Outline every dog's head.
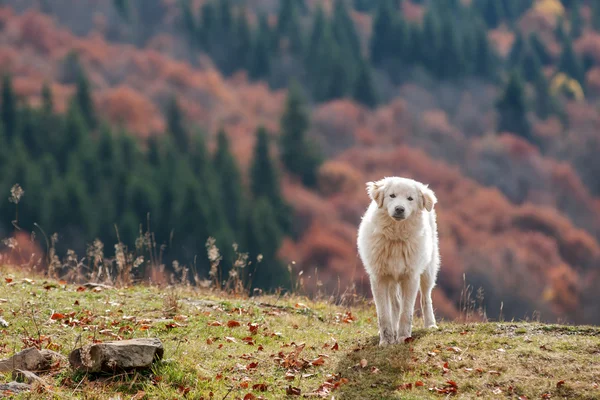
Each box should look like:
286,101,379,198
366,177,437,221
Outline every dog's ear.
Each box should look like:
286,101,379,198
367,181,385,208
419,184,437,212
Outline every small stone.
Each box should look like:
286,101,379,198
12,369,42,384
0,381,31,394
0,317,8,327
0,348,53,373
69,338,164,373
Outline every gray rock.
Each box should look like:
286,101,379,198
0,381,31,394
69,338,164,373
0,348,53,373
12,369,42,384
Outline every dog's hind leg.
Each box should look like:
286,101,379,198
420,270,438,329
371,276,395,346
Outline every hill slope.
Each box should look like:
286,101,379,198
0,271,598,399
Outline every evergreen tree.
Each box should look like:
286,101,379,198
276,0,304,54
420,8,442,72
496,71,532,141
214,129,244,234
332,0,361,62
249,15,272,79
370,0,396,66
42,82,53,113
533,71,554,120
558,36,584,84
508,31,525,67
529,33,551,66
438,18,466,79
245,197,287,290
180,0,197,45
593,1,600,32
74,68,97,130
114,0,130,20
280,82,321,187
166,97,189,152
569,0,582,39
479,0,504,29
306,5,327,71
233,10,252,71
353,59,379,108
250,126,291,234
520,49,543,83
1,75,17,141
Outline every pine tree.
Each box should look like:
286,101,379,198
250,126,291,234
569,0,582,39
114,0,130,20
1,75,17,141
332,0,361,62
533,72,554,120
245,197,287,290
74,69,97,130
370,0,396,66
214,129,244,234
558,36,584,84
180,0,197,45
42,82,53,113
353,59,379,108
249,15,272,79
306,5,327,72
520,49,543,83
593,1,600,31
438,18,466,79
280,82,321,187
479,0,504,29
473,22,498,79
496,71,532,141
233,10,252,71
277,0,304,54
420,9,442,71
529,33,551,66
508,31,525,67
166,97,189,152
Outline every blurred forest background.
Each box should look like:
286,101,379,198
0,0,600,324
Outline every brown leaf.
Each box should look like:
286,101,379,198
557,380,565,388
74,300,79,306
285,371,295,381
286,385,301,396
404,336,414,343
228,320,241,328
415,380,424,387
4,278,12,283
370,367,380,374
518,396,528,400
398,383,412,390
76,286,86,292
360,359,368,368
447,346,462,353
50,313,65,320
446,380,458,388
243,394,256,400
208,321,223,327
488,370,501,376
252,383,268,392
310,356,326,366
332,342,339,351
248,323,259,334
206,338,213,345
247,362,258,369
225,337,237,343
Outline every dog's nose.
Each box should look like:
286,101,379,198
395,206,405,214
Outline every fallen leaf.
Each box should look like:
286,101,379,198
208,321,223,327
404,336,414,343
310,356,326,366
360,359,368,368
398,383,412,390
370,367,380,374
332,342,339,351
252,383,268,392
248,323,259,334
4,278,12,283
206,338,213,345
488,370,501,376
557,380,565,388
286,386,301,395
225,337,237,343
541,394,551,399
247,362,258,369
228,320,241,328
77,286,86,292
446,380,458,388
243,394,256,400
50,313,65,320
285,371,295,380
447,346,462,353
497,348,506,353
415,380,424,387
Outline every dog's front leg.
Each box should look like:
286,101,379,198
398,275,419,342
370,276,395,346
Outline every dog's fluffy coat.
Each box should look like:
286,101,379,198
357,177,440,345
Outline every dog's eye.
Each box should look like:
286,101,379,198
407,196,413,201
390,194,396,198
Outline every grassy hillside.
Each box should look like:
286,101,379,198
0,269,598,399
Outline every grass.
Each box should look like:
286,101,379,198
0,269,599,399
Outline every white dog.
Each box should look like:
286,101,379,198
357,176,440,346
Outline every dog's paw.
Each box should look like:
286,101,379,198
426,324,439,330
378,339,393,347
